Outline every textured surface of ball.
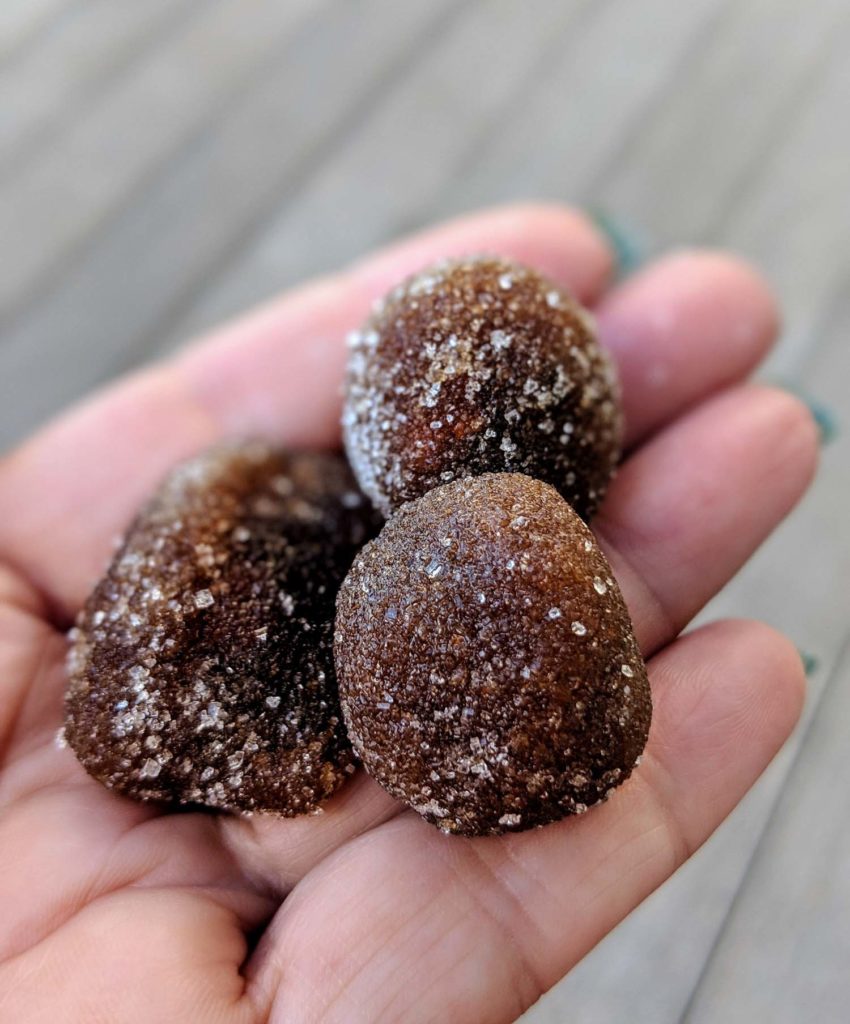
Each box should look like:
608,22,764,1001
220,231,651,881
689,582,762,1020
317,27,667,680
65,443,380,815
343,256,622,520
335,473,650,836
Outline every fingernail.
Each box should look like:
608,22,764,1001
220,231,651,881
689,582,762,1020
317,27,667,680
585,208,648,279
777,382,838,446
805,397,838,446
798,650,819,676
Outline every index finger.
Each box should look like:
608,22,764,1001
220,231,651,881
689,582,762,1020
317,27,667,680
0,203,612,619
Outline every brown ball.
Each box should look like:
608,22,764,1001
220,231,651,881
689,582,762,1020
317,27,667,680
342,256,622,520
65,443,380,815
334,473,650,836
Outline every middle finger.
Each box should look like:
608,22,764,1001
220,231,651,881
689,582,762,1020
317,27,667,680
597,383,818,656
598,249,780,449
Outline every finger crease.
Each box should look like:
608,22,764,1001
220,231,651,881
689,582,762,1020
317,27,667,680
594,520,680,654
634,754,694,866
441,840,550,1010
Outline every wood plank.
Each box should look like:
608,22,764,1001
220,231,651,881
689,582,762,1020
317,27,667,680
158,0,594,346
597,0,848,244
684,635,850,1023
0,0,460,450
0,0,322,319
93,0,468,360
0,0,209,174
0,0,76,62
438,0,732,217
168,0,727,347
680,285,850,1023
722,45,850,379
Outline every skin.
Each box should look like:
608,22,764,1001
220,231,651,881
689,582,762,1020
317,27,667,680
0,203,818,1023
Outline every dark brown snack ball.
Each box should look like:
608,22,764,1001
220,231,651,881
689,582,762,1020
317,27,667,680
65,443,381,815
335,473,650,837
342,256,622,520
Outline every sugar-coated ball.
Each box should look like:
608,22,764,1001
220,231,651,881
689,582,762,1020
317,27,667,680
343,257,622,520
65,443,380,815
335,473,650,836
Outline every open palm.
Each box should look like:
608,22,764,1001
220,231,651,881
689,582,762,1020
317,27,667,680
0,205,817,1023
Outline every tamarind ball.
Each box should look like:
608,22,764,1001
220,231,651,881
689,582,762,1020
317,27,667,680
334,473,650,836
65,442,380,815
343,256,622,520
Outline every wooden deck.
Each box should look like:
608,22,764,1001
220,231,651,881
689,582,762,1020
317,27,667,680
1,2,848,1020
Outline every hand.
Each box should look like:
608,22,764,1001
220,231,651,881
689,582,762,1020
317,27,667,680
0,205,817,1023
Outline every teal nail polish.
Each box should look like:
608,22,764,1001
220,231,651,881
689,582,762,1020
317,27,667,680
776,381,837,446
799,650,819,676
586,209,647,279
806,397,838,446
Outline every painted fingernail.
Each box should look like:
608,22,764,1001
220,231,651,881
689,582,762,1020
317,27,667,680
586,209,647,279
798,650,819,676
777,382,837,445
805,397,838,446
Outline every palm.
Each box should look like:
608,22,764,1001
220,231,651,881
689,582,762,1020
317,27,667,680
0,206,816,1024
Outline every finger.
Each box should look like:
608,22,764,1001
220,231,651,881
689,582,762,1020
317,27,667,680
0,203,612,619
0,888,268,1024
0,565,61,765
244,620,805,1023
218,773,401,895
598,250,779,447
596,384,818,656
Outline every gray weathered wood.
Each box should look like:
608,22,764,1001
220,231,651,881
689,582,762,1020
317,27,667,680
0,0,459,446
684,633,850,1024
154,0,593,347
440,0,733,217
168,0,726,345
0,0,322,318
598,0,849,246
0,0,77,62
0,0,208,174
724,44,850,378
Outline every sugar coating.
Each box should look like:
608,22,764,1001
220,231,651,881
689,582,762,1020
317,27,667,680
335,473,650,836
65,443,381,815
342,256,623,520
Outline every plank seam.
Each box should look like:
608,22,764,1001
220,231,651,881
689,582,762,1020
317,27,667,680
678,624,850,1023
583,0,738,205
0,0,85,71
0,0,328,333
707,7,850,246
117,0,476,367
0,0,214,184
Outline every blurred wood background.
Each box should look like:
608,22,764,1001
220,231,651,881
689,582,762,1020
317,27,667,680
1,1,848,1020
